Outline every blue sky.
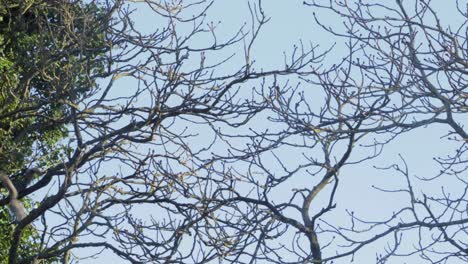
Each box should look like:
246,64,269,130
70,1,466,263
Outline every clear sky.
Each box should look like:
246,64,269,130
72,1,465,263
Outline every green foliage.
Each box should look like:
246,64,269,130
0,205,53,263
0,0,108,171
0,0,109,261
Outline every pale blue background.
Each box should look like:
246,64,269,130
68,1,465,263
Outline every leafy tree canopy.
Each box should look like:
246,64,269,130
0,0,109,261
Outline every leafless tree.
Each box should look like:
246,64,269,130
216,0,467,263
0,0,466,263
